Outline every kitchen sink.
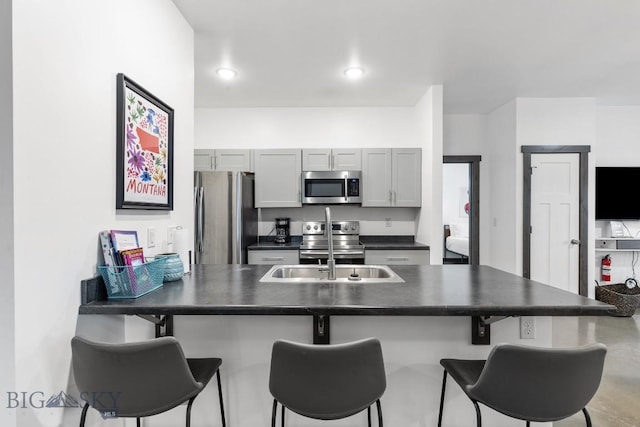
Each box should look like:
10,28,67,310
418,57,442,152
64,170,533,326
259,264,404,283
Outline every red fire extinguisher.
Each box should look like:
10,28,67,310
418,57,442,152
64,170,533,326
601,254,612,283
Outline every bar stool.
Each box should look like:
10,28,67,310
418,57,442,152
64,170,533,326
437,342,607,427
71,335,226,427
269,337,386,426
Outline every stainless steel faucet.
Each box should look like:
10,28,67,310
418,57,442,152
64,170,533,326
325,206,336,280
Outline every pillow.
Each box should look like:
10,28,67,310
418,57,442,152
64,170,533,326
450,223,469,238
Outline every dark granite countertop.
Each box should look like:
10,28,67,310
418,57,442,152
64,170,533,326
248,242,301,250
360,235,430,250
248,236,429,251
79,264,614,317
248,236,302,250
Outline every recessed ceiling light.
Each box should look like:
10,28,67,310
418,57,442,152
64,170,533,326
216,68,237,79
344,67,365,79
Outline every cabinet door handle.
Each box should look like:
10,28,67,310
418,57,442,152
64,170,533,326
387,257,409,261
263,257,284,262
393,190,397,205
389,190,393,203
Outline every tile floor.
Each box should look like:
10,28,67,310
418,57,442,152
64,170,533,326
553,311,640,427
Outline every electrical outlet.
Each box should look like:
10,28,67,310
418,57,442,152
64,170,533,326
520,317,536,339
147,227,156,248
385,218,392,227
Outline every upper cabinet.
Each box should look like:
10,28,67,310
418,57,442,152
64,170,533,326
302,148,362,171
362,148,422,207
194,149,252,171
254,149,302,208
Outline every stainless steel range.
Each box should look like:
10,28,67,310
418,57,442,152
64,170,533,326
299,220,365,264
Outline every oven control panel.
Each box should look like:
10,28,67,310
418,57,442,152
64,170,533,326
302,221,360,235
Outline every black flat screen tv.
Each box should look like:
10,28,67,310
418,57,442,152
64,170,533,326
596,167,640,220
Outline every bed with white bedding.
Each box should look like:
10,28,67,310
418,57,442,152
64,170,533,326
444,223,469,263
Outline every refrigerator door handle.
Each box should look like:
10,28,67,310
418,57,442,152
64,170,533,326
195,186,205,257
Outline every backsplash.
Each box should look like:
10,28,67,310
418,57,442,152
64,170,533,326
258,206,419,237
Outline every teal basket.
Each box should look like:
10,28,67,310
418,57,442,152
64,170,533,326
98,258,166,299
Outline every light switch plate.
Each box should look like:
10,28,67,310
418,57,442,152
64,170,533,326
147,227,156,248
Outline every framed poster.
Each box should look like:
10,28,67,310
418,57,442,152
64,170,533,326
116,73,174,210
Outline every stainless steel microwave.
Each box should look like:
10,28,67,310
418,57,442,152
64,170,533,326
301,170,362,204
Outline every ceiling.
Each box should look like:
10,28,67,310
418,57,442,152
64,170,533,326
172,0,640,114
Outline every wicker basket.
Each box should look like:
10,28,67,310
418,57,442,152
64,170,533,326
595,283,640,317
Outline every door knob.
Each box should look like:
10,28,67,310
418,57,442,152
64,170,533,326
570,239,581,245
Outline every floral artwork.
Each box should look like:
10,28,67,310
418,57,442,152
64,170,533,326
116,74,173,210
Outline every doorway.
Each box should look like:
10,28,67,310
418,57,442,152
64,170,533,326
442,156,481,265
522,146,589,296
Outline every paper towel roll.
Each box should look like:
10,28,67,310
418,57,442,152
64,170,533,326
172,226,191,273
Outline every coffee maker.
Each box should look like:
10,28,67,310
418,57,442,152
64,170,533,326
274,217,290,243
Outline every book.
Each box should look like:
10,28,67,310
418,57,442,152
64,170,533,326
120,247,145,294
99,231,117,266
109,230,140,253
121,247,145,266
99,230,125,294
109,229,139,266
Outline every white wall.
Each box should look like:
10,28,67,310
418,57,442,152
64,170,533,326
443,114,487,156
486,101,518,273
415,86,444,264
195,107,421,149
0,0,15,426
11,1,193,425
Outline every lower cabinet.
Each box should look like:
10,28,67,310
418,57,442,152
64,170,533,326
365,250,430,265
248,250,299,265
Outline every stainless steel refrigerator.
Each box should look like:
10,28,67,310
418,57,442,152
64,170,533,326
194,171,257,264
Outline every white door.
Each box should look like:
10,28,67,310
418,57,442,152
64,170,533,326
530,153,580,293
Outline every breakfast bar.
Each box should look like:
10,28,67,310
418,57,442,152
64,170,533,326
80,264,614,341
78,264,615,427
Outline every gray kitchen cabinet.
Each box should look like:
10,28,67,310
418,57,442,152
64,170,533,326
248,250,299,265
194,149,215,171
302,148,362,171
362,148,421,207
194,149,252,171
365,249,430,265
254,149,302,207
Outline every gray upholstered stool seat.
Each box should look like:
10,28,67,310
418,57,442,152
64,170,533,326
71,335,226,427
269,337,386,426
437,343,606,427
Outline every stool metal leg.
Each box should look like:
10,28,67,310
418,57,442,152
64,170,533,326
271,400,277,427
137,417,141,427
79,402,89,427
281,405,285,427
367,405,372,427
472,400,482,427
437,370,448,427
583,407,592,427
376,399,383,427
186,397,195,427
216,369,227,427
